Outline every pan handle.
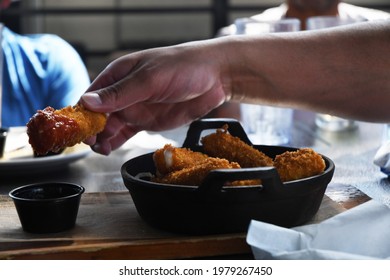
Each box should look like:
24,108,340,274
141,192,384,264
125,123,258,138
182,118,253,149
197,166,284,194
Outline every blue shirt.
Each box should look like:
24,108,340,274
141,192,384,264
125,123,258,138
1,26,90,127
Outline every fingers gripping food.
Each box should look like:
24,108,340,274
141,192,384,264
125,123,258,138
201,125,274,168
27,105,107,155
274,148,326,182
153,144,209,176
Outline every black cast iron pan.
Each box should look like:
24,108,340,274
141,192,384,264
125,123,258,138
121,118,335,235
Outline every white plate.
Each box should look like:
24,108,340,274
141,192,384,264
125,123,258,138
0,127,90,175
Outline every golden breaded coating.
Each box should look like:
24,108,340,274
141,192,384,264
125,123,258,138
153,157,241,186
151,125,326,187
153,144,209,176
201,125,274,168
274,148,326,182
227,179,262,187
57,105,106,139
27,105,107,155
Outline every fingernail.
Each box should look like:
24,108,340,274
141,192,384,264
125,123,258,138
82,93,102,107
92,143,111,156
83,135,97,146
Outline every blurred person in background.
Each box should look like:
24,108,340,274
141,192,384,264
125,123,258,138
212,0,390,119
218,0,390,36
0,0,90,127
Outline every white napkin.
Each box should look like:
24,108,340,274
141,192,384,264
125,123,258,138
373,140,390,175
247,200,390,259
4,127,28,153
121,126,189,159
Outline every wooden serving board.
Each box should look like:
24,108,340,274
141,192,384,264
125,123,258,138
0,191,346,260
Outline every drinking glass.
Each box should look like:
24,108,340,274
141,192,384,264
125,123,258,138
235,18,300,145
0,23,5,157
0,23,3,129
306,16,365,132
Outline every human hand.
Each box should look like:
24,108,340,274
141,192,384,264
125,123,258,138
80,41,229,155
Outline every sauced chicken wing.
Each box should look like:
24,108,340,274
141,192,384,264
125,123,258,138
27,105,107,155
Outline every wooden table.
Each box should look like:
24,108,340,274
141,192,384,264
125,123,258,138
0,191,351,260
0,111,387,259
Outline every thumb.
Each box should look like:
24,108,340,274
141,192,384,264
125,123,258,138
80,92,105,111
80,90,115,113
80,53,143,112
80,75,139,113
80,76,150,113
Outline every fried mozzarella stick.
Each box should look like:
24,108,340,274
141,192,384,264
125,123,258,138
27,105,107,155
153,144,209,176
153,157,241,186
274,148,326,182
201,125,274,168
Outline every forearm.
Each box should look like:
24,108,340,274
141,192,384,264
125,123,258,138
220,21,390,122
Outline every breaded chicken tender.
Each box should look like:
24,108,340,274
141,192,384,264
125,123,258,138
151,124,326,187
201,125,274,168
274,148,326,182
153,144,209,176
27,105,107,155
153,157,241,186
